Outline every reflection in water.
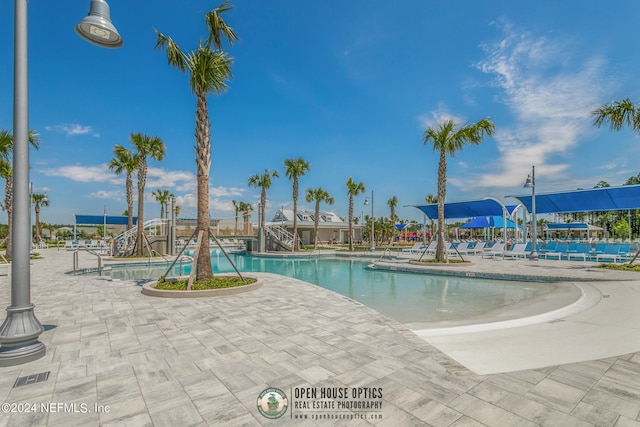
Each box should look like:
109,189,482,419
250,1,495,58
105,255,556,324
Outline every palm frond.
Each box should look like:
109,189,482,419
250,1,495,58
205,0,239,50
154,29,188,72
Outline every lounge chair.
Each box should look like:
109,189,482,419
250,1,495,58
538,241,558,255
466,241,486,255
401,242,423,254
482,242,505,259
596,244,631,263
447,241,471,257
502,243,527,259
541,243,569,260
567,243,592,261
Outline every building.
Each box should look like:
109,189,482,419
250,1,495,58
268,209,362,246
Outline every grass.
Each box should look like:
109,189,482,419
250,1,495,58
600,263,640,272
155,276,257,291
419,258,466,264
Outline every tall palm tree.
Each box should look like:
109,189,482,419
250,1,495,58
387,196,398,243
305,187,334,248
423,118,495,261
131,133,166,256
155,1,236,280
346,177,366,251
32,193,49,244
152,189,174,220
239,201,253,235
284,157,310,251
248,169,279,232
0,129,40,259
231,199,240,235
592,98,640,135
108,145,137,230
387,196,398,222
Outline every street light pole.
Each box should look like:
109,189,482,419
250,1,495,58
524,165,538,261
0,0,122,367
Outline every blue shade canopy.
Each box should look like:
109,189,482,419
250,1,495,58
460,216,520,229
508,184,640,214
75,214,137,225
545,222,602,231
412,199,518,219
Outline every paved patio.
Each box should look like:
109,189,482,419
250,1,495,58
0,249,639,426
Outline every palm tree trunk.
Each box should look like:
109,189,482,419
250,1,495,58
35,205,41,244
314,200,320,249
5,178,12,259
436,150,447,262
292,178,298,251
195,90,213,281
348,196,354,251
136,157,147,256
126,173,133,230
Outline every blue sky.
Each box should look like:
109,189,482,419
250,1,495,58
1,1,640,225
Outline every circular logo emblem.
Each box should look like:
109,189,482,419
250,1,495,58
257,388,288,419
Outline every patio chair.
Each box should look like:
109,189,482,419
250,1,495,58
481,242,505,259
541,243,570,260
502,243,527,259
566,243,592,261
447,241,471,257
596,244,631,263
466,241,486,255
401,242,423,254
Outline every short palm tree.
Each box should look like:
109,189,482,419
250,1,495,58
0,129,40,259
152,189,174,220
108,145,137,230
284,157,310,251
155,1,236,280
387,196,398,243
248,169,279,232
239,201,253,235
32,193,49,244
305,187,334,248
346,177,366,251
423,118,495,261
231,199,240,235
425,193,438,240
131,133,165,256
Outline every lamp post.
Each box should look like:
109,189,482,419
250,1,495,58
364,191,374,252
0,0,122,367
523,165,538,261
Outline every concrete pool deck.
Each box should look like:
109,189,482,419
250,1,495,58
0,248,639,426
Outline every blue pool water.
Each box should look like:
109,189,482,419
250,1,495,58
102,254,557,324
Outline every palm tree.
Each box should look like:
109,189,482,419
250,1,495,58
592,98,640,135
152,189,174,220
32,193,49,244
239,201,253,235
423,118,495,261
283,157,311,251
387,196,398,244
0,129,40,259
305,188,334,248
130,133,166,256
248,169,279,231
346,177,366,251
155,1,236,281
231,199,240,235
425,193,438,241
108,145,137,230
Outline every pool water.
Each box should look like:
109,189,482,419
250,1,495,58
104,254,557,324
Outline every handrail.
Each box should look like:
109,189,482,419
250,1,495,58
73,248,103,275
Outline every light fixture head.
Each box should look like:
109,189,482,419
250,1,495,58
363,197,369,206
75,0,123,48
523,175,533,189
42,193,49,204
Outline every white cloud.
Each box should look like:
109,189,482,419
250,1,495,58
90,190,123,200
453,21,607,191
44,123,100,137
40,164,118,183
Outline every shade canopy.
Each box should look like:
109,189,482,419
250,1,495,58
509,184,640,214
75,214,137,225
460,216,520,229
412,199,518,220
544,222,603,231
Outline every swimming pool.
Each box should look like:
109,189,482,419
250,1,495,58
101,254,560,325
